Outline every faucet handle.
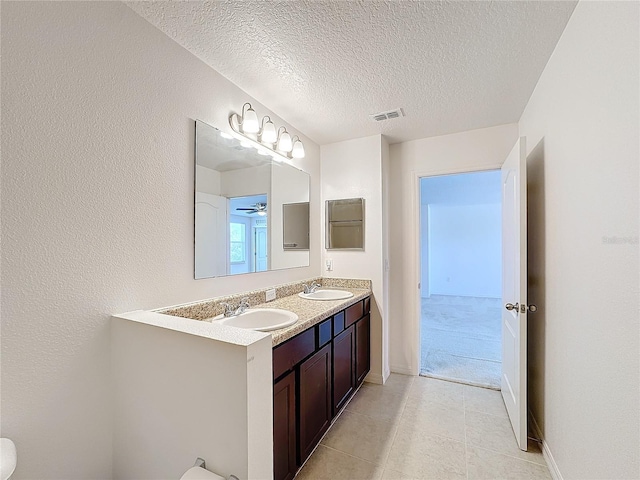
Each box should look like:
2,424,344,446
239,297,250,307
302,283,310,294
220,302,233,316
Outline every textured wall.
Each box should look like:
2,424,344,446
320,135,389,383
519,2,639,478
1,2,319,478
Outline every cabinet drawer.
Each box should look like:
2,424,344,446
345,300,364,328
318,319,332,348
332,311,345,337
273,328,315,379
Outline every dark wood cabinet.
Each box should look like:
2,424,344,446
332,324,355,414
273,371,296,480
298,343,332,464
356,314,371,385
272,296,371,480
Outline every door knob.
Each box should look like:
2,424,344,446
505,302,537,313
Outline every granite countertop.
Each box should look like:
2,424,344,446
255,288,371,346
201,287,371,347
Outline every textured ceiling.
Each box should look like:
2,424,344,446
127,1,576,145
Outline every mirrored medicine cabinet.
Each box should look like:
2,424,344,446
194,120,310,279
326,198,365,250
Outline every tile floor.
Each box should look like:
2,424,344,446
296,374,550,480
421,296,502,388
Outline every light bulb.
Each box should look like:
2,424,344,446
261,118,277,144
257,211,267,217
277,131,292,152
292,139,305,159
242,105,259,133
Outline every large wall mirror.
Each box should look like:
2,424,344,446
195,120,310,279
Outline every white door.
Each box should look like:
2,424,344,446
195,192,228,278
501,137,528,451
254,226,268,272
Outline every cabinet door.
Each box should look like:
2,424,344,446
356,314,371,385
299,343,332,464
333,324,355,415
274,371,296,480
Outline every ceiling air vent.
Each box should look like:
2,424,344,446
369,108,404,122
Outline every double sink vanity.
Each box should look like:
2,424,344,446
112,277,371,480
111,121,371,479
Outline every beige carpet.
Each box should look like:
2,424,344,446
420,295,502,389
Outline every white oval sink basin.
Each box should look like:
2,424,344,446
298,289,354,301
212,308,298,332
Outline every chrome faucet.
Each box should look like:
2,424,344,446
221,297,250,317
302,281,321,294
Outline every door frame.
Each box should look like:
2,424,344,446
409,164,503,375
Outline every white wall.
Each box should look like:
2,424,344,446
1,3,320,479
270,165,310,270
220,165,271,199
388,124,519,375
321,135,389,383
419,170,502,298
195,165,222,196
428,204,501,298
519,2,639,478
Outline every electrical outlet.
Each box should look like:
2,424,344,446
266,288,276,302
325,259,333,271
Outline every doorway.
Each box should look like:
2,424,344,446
228,194,268,274
419,170,502,388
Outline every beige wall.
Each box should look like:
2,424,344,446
519,1,639,478
388,124,519,374
321,135,389,383
1,2,320,478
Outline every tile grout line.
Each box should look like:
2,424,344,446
470,444,551,468
316,444,383,468
463,387,549,469
378,375,415,476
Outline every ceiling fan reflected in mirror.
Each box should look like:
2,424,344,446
236,202,267,216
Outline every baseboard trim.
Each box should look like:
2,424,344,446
530,412,563,480
390,364,414,376
364,372,384,385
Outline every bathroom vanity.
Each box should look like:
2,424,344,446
272,296,370,480
111,278,371,480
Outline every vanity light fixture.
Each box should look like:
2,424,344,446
237,102,259,133
291,136,305,159
276,127,293,153
260,116,277,144
229,103,305,161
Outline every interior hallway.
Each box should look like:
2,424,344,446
297,374,549,479
421,296,502,389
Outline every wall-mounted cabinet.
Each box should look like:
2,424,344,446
272,297,371,480
326,198,365,250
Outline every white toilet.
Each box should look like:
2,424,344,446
0,438,17,480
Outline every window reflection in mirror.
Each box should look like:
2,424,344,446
194,120,310,279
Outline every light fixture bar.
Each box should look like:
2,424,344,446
228,115,287,162
229,103,305,161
